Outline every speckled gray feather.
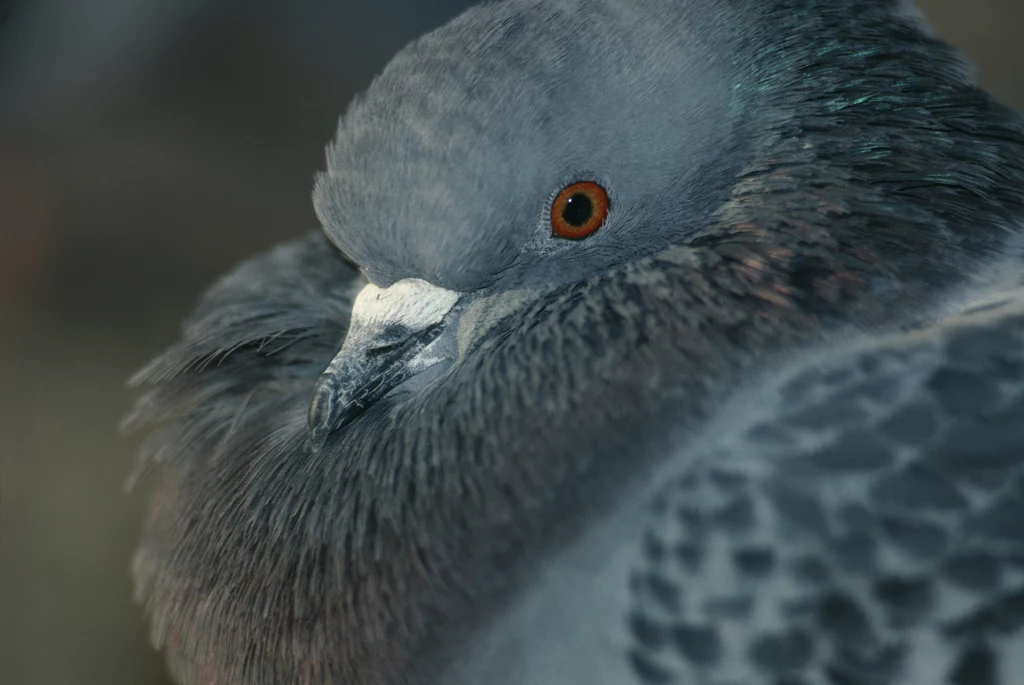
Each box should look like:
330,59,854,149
618,293,1024,685
126,1,1024,684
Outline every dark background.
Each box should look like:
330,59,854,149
2,2,1022,684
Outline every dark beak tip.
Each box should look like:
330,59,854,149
309,317,448,449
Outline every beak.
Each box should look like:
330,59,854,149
308,278,460,448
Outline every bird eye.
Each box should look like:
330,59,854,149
550,181,609,239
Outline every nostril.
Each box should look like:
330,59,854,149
365,340,406,357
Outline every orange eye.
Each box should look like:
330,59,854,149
550,181,609,239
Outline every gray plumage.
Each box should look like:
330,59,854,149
313,0,743,292
125,1,1024,684
616,294,1024,685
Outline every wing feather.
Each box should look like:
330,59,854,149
627,290,1024,685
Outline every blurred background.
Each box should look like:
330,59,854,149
1,1,1022,684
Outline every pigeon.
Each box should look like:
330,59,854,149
125,1,1024,684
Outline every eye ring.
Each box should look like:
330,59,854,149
550,181,610,239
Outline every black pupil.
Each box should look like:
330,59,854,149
561,193,593,227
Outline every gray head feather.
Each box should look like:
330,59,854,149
313,0,751,291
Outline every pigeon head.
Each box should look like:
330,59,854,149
309,0,761,438
314,0,750,294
